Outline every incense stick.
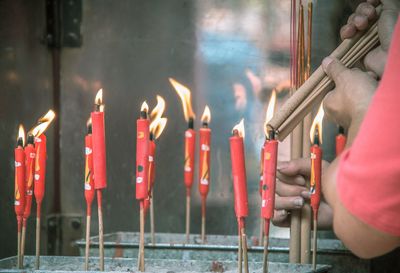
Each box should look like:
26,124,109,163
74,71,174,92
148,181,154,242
35,216,41,269
269,21,379,140
97,190,104,271
150,190,155,245
238,222,242,273
185,190,191,243
138,201,145,272
84,215,91,271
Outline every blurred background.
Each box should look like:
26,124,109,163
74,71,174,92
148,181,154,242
0,0,356,258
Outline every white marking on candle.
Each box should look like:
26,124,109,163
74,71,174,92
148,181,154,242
15,161,21,167
262,200,266,207
30,153,35,158
15,200,20,205
200,179,209,185
149,156,154,162
35,174,40,181
185,131,192,137
137,177,143,183
35,137,42,143
311,153,316,159
85,184,92,190
185,166,191,172
201,144,210,151
85,147,92,155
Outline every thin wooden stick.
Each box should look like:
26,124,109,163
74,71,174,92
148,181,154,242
17,218,22,269
21,222,26,267
35,216,41,270
84,215,91,271
201,198,206,244
97,190,104,271
138,201,145,272
185,190,191,243
150,190,155,245
238,223,242,273
312,217,318,270
262,234,269,273
241,227,249,273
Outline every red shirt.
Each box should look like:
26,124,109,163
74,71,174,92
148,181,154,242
338,19,400,237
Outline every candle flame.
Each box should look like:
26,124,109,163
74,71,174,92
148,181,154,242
18,124,25,146
232,118,245,139
150,95,166,122
95,89,103,105
264,90,277,136
150,117,167,140
87,117,92,128
169,78,195,122
310,104,324,144
141,101,149,113
201,105,211,124
30,109,56,137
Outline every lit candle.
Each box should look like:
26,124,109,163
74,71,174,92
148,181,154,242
199,105,211,244
259,90,278,272
23,133,35,224
147,112,167,244
169,78,196,243
335,126,346,157
30,109,55,270
14,125,25,269
90,89,107,271
229,119,249,273
310,104,324,270
136,101,150,272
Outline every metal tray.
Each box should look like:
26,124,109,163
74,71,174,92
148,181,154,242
0,255,330,273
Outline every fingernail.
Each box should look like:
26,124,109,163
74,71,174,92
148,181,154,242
301,191,311,199
322,57,333,72
277,161,289,171
293,198,304,207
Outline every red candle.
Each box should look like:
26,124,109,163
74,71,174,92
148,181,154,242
143,140,156,215
309,105,324,217
23,135,36,221
335,126,346,157
33,134,47,216
198,107,211,199
184,127,196,193
136,102,150,200
259,143,266,197
15,126,26,223
91,90,107,190
261,136,278,232
229,119,248,219
84,130,95,216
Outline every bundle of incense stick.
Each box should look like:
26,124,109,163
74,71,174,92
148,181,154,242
268,19,380,140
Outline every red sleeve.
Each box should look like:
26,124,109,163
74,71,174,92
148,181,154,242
337,19,400,237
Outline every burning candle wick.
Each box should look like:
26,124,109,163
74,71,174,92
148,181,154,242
188,117,194,129
313,127,320,146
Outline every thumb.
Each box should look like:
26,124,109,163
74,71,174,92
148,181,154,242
322,57,348,83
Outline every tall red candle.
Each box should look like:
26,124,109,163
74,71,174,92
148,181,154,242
310,142,322,216
91,89,107,190
143,140,155,215
229,119,248,219
259,142,265,197
84,133,95,215
184,127,196,192
261,137,278,234
335,126,346,157
136,102,150,201
23,135,36,221
15,130,26,222
33,134,47,216
198,128,211,199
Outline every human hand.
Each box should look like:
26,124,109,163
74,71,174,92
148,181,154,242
340,0,400,77
322,57,378,129
272,158,332,229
